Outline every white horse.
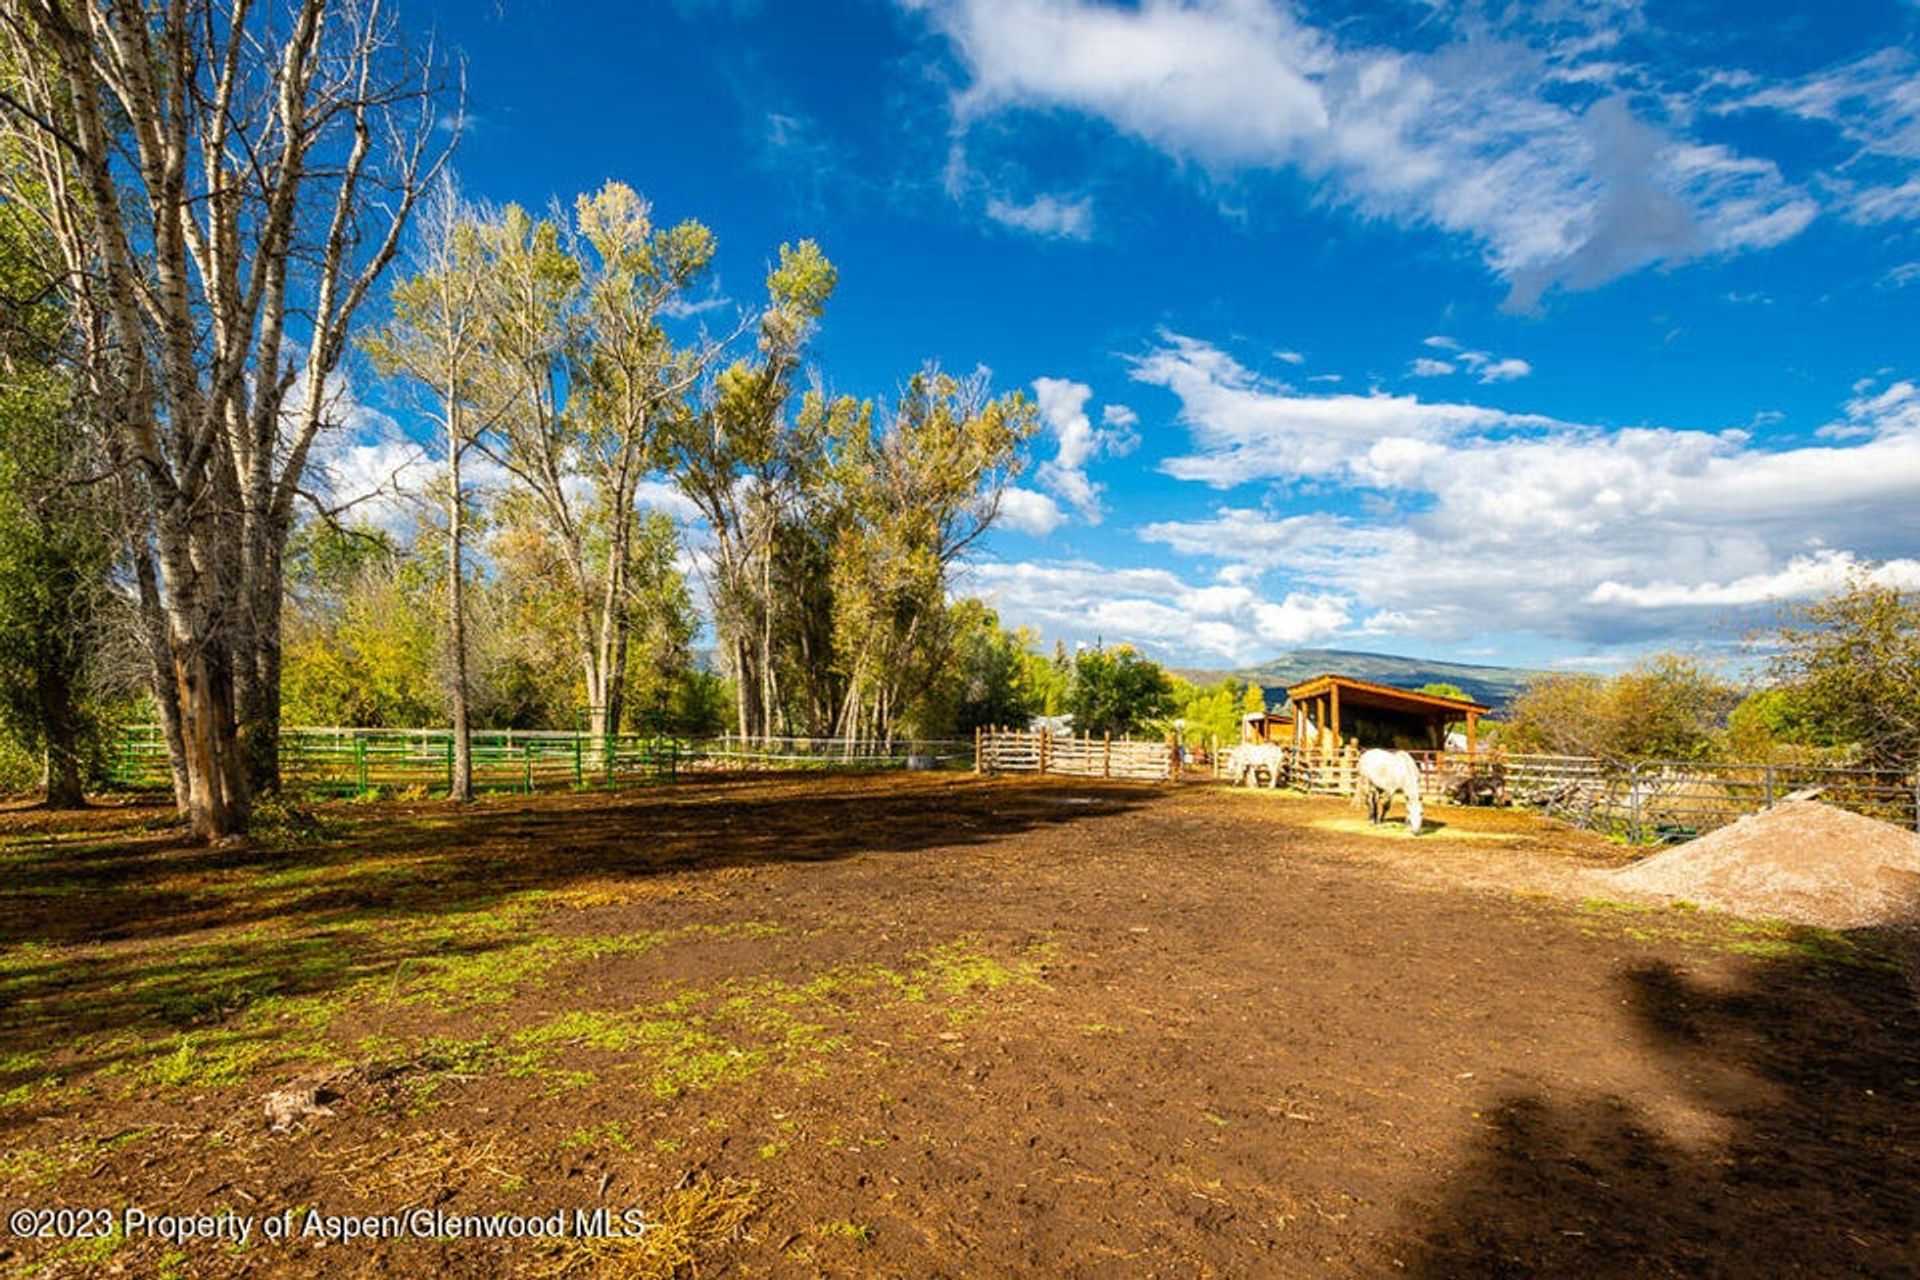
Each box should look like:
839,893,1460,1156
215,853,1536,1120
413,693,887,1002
1357,748,1424,834
1229,743,1286,789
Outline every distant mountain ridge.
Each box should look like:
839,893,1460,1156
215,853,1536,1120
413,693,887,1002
1171,648,1544,716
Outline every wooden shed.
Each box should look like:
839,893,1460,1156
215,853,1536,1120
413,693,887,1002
1285,674,1488,753
1240,711,1295,744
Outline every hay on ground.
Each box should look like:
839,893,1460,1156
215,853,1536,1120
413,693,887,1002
1612,799,1920,928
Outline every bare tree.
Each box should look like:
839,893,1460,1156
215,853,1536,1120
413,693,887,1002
0,0,451,837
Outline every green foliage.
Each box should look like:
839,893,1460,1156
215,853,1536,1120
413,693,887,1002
1770,577,1920,769
1170,676,1249,747
1723,686,1825,761
0,201,117,800
281,522,444,728
1506,654,1737,760
1066,645,1176,738
1418,682,1470,702
922,600,1039,736
656,669,733,738
828,368,1040,741
1606,656,1738,759
1020,644,1073,718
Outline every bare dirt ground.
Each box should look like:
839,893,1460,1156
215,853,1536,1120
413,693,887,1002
2,773,1916,1278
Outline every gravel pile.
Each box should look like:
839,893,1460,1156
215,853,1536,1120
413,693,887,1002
1611,798,1920,928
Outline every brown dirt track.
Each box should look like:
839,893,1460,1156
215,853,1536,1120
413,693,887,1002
2,772,1917,1278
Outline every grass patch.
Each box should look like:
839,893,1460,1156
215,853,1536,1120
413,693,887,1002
562,1120,636,1153
141,1033,270,1088
0,1128,155,1191
816,1219,874,1245
1573,900,1906,973
921,936,1047,997
507,937,1047,1100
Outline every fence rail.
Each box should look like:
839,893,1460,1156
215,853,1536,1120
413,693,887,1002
105,727,974,797
975,728,1174,782
1499,754,1920,842
1213,741,1920,842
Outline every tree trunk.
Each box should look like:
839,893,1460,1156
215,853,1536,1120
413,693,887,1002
130,541,191,814
36,667,86,809
446,414,473,803
731,630,754,742
170,635,243,839
153,491,248,840
759,544,778,744
599,535,630,773
236,528,285,797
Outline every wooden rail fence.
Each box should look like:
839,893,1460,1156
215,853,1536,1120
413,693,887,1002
974,728,1174,782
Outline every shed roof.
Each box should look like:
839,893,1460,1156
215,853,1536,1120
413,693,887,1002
1283,673,1490,716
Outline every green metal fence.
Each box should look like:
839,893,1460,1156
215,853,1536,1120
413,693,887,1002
102,727,980,797
107,726,680,796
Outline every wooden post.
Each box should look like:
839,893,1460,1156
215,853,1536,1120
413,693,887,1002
1039,729,1050,777
1103,732,1112,778
1328,683,1341,752
974,725,983,774
1466,710,1479,754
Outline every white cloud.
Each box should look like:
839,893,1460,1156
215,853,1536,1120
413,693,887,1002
1031,375,1140,521
661,286,732,320
1409,342,1531,382
1709,47,1920,227
1476,356,1532,383
984,192,1094,239
633,480,705,524
1132,337,1920,646
913,0,1816,303
959,559,1350,662
1276,349,1305,364
1134,333,1551,487
1588,551,1920,609
1881,261,1920,289
1850,177,1920,225
997,486,1068,536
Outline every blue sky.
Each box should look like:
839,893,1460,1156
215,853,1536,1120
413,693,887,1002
380,0,1920,671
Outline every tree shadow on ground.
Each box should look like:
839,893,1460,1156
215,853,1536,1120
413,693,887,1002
1399,933,1920,1277
0,773,1147,1121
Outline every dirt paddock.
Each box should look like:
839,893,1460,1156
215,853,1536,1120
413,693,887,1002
2,773,1916,1277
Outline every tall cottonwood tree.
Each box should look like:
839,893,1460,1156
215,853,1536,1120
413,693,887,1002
0,0,448,836
361,188,495,800
669,241,840,743
472,185,719,760
827,369,1037,744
